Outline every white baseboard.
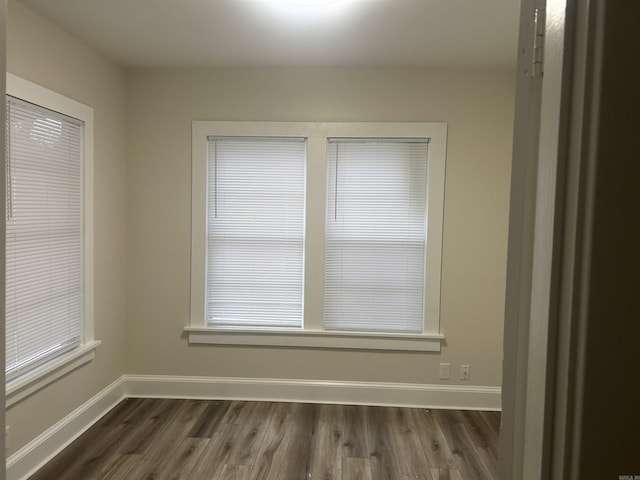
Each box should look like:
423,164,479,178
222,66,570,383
8,374,500,480
6,377,126,480
123,375,501,411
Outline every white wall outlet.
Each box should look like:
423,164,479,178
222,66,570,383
439,363,451,380
460,364,470,380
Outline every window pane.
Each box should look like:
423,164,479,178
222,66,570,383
324,139,428,333
5,98,82,379
206,137,305,329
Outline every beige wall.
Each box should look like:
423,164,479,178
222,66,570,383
126,68,514,386
6,0,128,455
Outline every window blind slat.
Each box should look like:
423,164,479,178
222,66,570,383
5,98,83,380
324,140,428,334
206,137,305,329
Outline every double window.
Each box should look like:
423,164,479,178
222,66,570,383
5,74,97,405
189,122,446,351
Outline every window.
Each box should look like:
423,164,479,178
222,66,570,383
324,139,428,334
189,122,446,351
5,74,98,406
206,137,306,329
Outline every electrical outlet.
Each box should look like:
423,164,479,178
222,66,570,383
460,365,470,380
439,363,451,380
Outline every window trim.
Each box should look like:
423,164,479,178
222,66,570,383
5,73,98,404
189,121,447,351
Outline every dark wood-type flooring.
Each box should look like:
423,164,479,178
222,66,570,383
29,398,500,480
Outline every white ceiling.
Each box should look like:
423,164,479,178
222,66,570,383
18,0,520,69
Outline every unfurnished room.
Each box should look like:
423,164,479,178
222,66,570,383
2,0,639,479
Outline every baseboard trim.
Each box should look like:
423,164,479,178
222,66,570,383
123,375,501,411
8,374,500,480
6,376,126,480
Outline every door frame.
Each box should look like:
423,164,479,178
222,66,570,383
500,0,605,478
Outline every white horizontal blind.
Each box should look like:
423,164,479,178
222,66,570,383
324,139,428,333
5,97,83,380
206,137,305,329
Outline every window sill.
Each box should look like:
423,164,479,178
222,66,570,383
6,340,102,408
184,327,443,352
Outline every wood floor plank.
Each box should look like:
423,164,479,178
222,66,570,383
458,421,498,477
430,468,463,480
98,453,142,480
219,464,253,479
155,437,210,480
135,399,209,477
248,402,298,480
460,411,499,448
219,400,248,425
277,402,319,479
226,401,273,466
117,398,183,455
188,400,231,438
386,407,434,480
342,457,373,480
435,411,494,480
342,405,369,458
430,468,449,480
411,408,456,470
93,398,146,429
480,411,501,434
366,406,404,480
27,399,501,480
460,410,500,467
187,423,241,479
308,404,343,480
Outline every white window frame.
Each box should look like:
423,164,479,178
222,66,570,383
5,74,99,407
188,121,446,352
